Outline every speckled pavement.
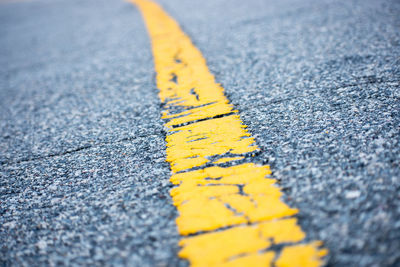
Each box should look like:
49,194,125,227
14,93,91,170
1,0,399,266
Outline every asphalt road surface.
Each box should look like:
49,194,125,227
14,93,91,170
1,0,399,266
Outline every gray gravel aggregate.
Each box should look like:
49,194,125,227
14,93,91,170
1,0,183,266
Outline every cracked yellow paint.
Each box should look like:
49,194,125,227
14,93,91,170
163,102,235,128
213,156,244,164
166,115,257,173
179,219,307,267
276,242,328,267
218,252,275,267
131,0,328,266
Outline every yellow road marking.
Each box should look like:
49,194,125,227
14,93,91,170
131,0,328,265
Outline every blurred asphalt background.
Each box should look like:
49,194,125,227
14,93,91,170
0,0,399,266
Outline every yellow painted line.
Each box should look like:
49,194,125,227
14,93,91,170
130,0,328,266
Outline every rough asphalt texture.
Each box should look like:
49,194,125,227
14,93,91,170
1,0,399,266
1,0,182,266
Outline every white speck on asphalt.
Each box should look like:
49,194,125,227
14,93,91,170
345,190,361,199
